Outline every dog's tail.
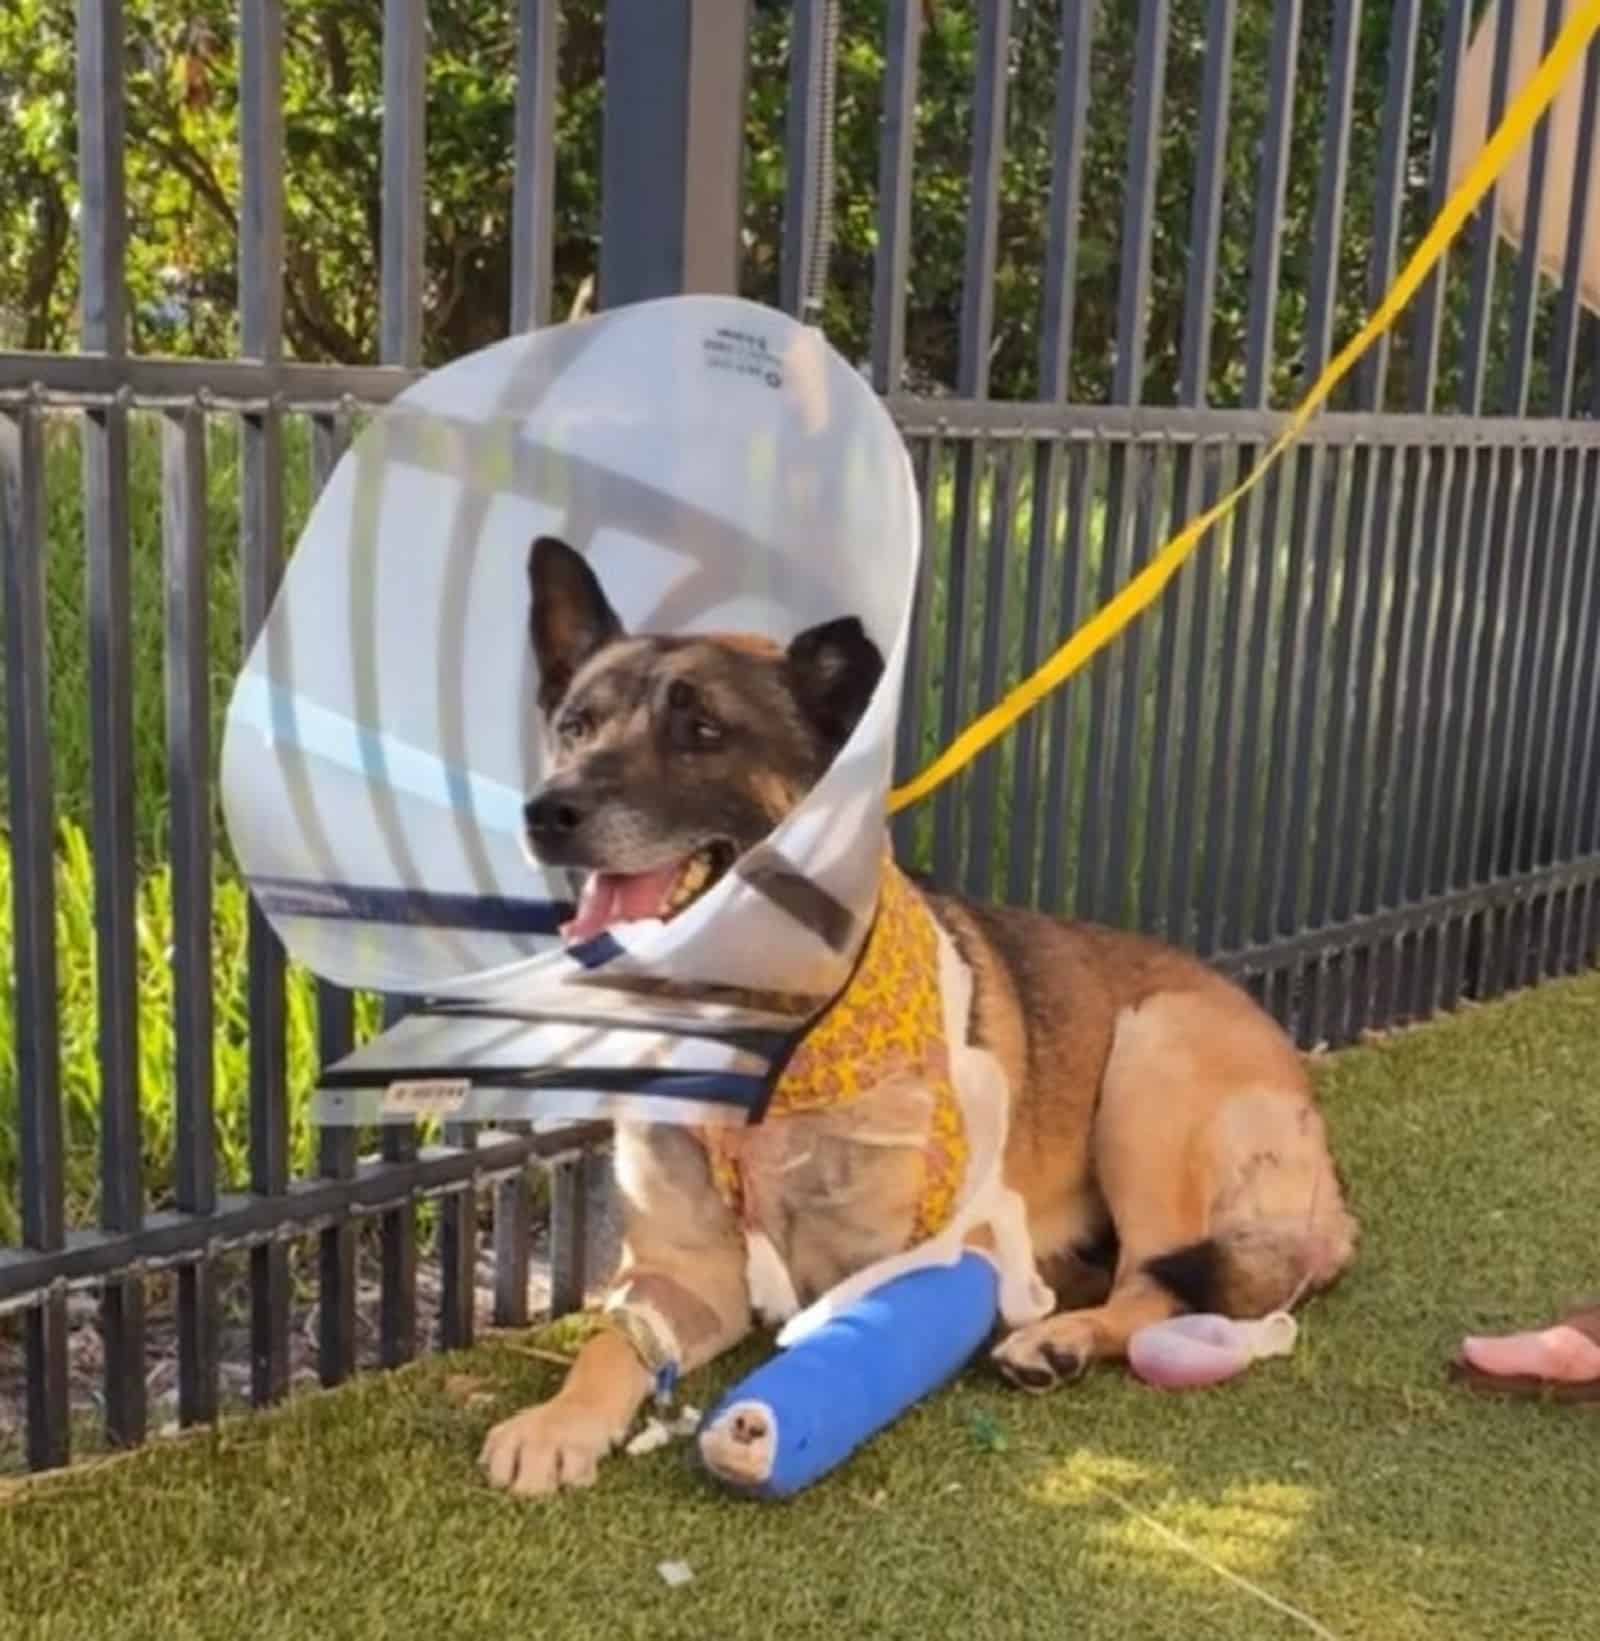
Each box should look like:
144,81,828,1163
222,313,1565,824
1141,1212,1359,1319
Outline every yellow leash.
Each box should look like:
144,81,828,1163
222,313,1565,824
887,0,1600,817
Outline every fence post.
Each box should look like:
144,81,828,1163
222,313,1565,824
599,0,751,307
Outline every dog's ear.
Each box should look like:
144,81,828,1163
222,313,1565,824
784,616,884,751
528,535,625,714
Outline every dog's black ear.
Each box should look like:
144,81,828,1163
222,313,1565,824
784,616,884,750
528,536,624,714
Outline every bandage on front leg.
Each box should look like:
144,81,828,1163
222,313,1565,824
697,1249,1000,1499
603,1293,686,1403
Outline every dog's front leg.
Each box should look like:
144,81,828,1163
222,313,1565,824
481,1122,750,1496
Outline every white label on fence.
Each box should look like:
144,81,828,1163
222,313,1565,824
381,1078,471,1118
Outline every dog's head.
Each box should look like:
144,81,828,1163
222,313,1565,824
523,535,884,941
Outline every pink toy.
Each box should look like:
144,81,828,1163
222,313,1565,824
1127,1310,1299,1390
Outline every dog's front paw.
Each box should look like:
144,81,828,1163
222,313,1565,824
479,1400,617,1496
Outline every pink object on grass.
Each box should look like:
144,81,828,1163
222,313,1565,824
1127,1310,1299,1389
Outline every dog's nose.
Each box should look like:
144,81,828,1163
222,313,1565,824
524,789,585,844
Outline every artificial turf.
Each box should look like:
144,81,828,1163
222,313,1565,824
3,971,1599,1641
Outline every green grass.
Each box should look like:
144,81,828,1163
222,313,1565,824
4,970,1599,1641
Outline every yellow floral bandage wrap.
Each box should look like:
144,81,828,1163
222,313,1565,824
703,858,968,1248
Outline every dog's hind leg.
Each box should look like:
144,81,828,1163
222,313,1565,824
992,986,1353,1392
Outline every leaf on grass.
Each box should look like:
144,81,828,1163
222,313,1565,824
968,1411,1008,1453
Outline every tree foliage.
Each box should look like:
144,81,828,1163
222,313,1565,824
0,0,1586,414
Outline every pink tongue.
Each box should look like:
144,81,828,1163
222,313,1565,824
561,866,681,943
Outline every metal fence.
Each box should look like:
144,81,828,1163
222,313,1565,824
4,0,1600,1474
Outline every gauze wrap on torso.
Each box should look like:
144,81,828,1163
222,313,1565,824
701,859,1055,1339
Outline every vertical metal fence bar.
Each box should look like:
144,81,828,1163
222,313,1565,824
1408,0,1470,413
892,436,938,863
869,0,922,395
1166,452,1224,944
1195,452,1260,958
1444,443,1509,997
934,435,979,886
1212,0,1300,954
548,1152,590,1318
1516,446,1582,986
1436,0,1519,1010
308,414,361,1383
382,0,427,367
511,0,558,334
1035,0,1093,414
1107,446,1162,928
965,444,1016,900
1081,0,1169,926
781,0,829,317
1341,444,1409,1037
1306,437,1378,1036
1475,0,1569,993
1311,0,1419,1031
1005,439,1055,908
493,1160,534,1331
1545,76,1600,983
1550,39,1600,417
438,1128,478,1350
1319,0,1417,971
1502,0,1567,419
953,0,1007,406
241,0,291,1408
1310,454,1388,932
1424,443,1503,997
1356,0,1420,409
1464,444,1535,947
1398,443,1452,1015
377,0,428,1369
1410,442,1471,987
599,0,751,306
932,0,1009,886
1504,6,1597,983
378,1002,418,1368
1144,0,1233,941
1263,0,1361,956
1552,451,1600,973
1571,414,1600,967
2,407,70,1471
316,988,359,1380
1260,434,1335,939
1460,0,1520,414
162,406,219,1428
1382,445,1450,1024
79,0,146,1450
1538,447,1597,977
1038,442,1092,916
1486,438,1566,987
1398,0,1470,1009
1009,2,1093,906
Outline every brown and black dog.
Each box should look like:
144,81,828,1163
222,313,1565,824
479,535,1357,1496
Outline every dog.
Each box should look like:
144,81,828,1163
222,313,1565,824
479,535,1358,1495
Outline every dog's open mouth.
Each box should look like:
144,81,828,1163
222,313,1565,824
559,840,736,943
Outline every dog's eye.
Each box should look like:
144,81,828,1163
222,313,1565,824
557,709,591,743
691,717,723,747
667,679,696,711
